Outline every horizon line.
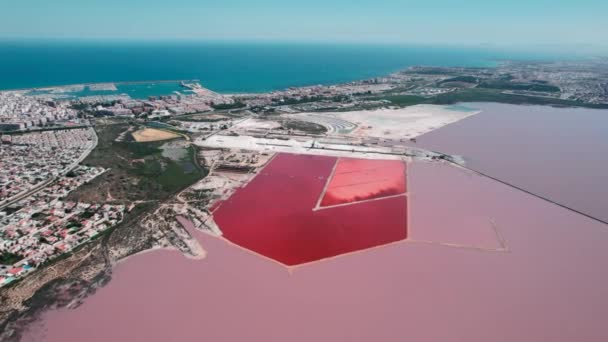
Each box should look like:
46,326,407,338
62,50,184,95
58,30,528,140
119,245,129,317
1,36,607,51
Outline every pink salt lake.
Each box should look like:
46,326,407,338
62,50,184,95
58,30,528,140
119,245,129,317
22,103,608,341
23,161,608,342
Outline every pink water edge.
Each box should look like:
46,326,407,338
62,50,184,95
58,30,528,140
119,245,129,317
417,102,608,223
23,161,608,342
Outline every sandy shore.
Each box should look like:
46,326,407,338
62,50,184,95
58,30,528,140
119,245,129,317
131,128,181,142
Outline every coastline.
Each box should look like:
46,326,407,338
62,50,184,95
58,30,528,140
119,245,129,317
0,42,517,93
0,79,199,93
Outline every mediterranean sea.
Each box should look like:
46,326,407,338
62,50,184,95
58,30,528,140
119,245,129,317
0,40,571,93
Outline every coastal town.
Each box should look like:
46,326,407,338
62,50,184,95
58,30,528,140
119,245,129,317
86,83,234,118
0,59,606,133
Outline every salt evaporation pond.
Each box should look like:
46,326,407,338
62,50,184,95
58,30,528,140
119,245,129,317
213,154,408,266
417,102,608,223
23,160,608,342
320,158,406,207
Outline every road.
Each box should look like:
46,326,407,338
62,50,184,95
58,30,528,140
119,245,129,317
0,127,98,211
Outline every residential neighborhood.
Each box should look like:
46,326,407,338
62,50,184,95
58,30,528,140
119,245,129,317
0,165,125,287
0,128,97,206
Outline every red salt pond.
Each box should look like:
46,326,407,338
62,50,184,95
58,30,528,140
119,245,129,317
319,158,406,207
24,161,608,342
213,153,408,266
417,102,608,223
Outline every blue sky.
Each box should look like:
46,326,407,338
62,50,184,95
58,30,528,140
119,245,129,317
1,0,607,48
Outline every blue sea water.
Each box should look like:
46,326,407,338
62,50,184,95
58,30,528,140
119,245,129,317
0,40,572,93
26,82,192,100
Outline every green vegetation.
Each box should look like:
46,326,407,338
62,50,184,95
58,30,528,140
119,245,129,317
498,74,515,81
0,252,24,265
125,143,194,185
478,80,560,92
126,141,206,193
69,123,207,205
438,76,479,84
66,221,83,229
30,212,46,220
79,211,95,219
172,114,228,123
282,120,327,134
157,150,205,190
211,102,246,110
123,140,163,158
429,88,607,107
182,189,212,202
367,88,608,109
